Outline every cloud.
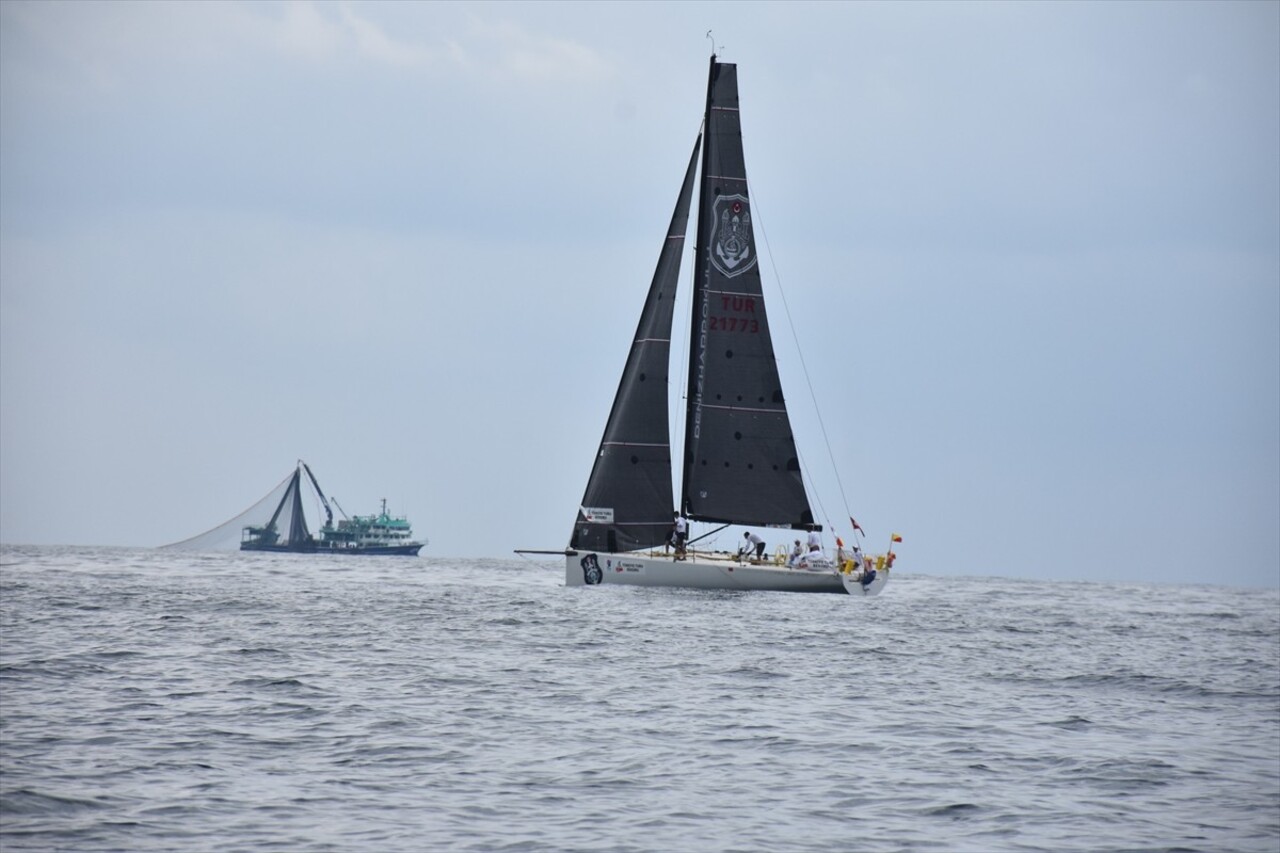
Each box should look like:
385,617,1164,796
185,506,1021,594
0,1,439,97
338,5,430,69
475,17,609,83
271,2,432,69
271,1,344,62
0,1,610,103
258,3,608,83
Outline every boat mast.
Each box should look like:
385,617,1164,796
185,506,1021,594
680,53,720,520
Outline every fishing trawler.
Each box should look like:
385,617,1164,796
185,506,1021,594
240,461,424,556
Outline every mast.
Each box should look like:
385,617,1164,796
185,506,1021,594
682,54,720,521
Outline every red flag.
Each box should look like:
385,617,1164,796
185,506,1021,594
891,533,903,543
850,517,864,534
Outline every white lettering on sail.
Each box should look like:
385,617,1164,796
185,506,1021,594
692,270,709,441
582,507,615,523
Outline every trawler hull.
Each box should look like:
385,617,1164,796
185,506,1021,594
240,543,423,556
565,551,887,596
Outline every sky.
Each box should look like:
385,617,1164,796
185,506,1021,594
1,1,1277,587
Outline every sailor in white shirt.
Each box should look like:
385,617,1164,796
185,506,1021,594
806,525,822,555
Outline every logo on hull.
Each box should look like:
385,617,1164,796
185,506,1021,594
580,553,603,585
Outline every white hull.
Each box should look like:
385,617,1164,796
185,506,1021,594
566,550,889,596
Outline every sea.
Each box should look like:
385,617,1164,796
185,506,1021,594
1,545,1277,853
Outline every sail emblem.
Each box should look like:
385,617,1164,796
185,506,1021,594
710,194,757,278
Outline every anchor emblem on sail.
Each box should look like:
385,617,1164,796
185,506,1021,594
710,194,757,278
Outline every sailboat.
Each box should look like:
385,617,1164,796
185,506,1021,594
561,55,894,596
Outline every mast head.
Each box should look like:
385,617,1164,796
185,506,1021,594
706,30,721,60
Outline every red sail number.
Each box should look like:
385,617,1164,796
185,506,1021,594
710,295,760,333
708,316,760,333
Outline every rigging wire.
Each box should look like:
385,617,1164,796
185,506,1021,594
747,174,858,542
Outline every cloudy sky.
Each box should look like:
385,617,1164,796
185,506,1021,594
2,1,1276,587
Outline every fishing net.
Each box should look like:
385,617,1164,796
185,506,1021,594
160,469,307,551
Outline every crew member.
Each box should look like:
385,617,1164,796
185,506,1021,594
806,524,822,555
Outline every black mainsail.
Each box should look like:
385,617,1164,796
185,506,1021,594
571,138,702,553
681,57,813,529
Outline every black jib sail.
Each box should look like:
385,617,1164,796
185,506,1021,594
571,137,702,553
681,57,813,529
